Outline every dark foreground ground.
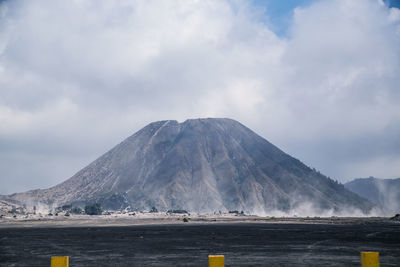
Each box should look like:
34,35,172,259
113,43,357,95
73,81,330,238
0,220,399,266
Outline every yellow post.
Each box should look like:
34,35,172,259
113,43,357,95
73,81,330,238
209,255,224,267
361,252,379,267
51,256,69,267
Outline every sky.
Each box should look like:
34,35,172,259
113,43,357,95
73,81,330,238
0,0,399,194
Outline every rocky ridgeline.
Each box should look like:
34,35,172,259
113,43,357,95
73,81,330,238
345,177,400,214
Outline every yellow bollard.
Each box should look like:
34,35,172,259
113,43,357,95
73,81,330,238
51,256,69,267
209,255,224,267
361,252,379,267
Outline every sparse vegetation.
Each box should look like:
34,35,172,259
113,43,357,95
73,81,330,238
150,206,158,213
84,203,102,215
70,207,83,214
61,204,72,210
183,217,189,222
390,214,400,221
55,205,83,215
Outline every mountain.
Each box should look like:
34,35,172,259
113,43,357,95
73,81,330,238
345,177,400,214
1,118,373,215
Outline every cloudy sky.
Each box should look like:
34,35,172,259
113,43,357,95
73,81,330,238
0,0,399,194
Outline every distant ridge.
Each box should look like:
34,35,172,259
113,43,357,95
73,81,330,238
1,118,373,215
345,177,400,214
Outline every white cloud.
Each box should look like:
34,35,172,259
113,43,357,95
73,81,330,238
0,0,399,193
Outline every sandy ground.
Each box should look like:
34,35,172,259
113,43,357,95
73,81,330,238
0,212,396,228
0,217,399,266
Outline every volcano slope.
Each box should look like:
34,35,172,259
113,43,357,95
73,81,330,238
1,118,373,214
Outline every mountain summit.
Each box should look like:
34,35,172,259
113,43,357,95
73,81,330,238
2,118,373,214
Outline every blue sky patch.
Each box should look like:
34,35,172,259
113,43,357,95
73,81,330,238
251,0,319,37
